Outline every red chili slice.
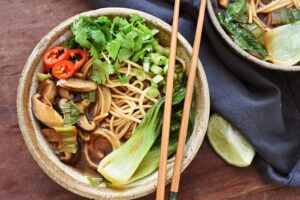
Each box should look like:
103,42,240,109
69,49,88,71
52,60,75,79
44,46,69,72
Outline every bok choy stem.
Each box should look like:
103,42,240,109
97,88,187,186
97,99,164,186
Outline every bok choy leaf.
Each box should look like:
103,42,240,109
97,88,187,186
265,21,300,66
97,99,164,186
129,91,195,183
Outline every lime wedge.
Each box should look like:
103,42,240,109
207,114,255,167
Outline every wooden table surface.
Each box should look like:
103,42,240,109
1,0,299,199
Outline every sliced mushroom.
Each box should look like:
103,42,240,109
32,94,64,127
41,128,60,143
37,79,57,105
58,87,74,100
57,78,97,92
76,99,90,111
77,115,96,131
58,98,68,109
59,141,81,164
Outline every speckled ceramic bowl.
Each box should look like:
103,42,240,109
207,0,300,71
17,8,210,200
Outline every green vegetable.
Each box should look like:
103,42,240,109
171,87,186,105
118,75,129,83
133,68,146,81
147,87,160,98
90,59,115,84
233,25,267,58
70,14,175,84
150,64,163,75
271,8,300,26
118,48,134,62
81,91,96,103
265,21,300,66
217,13,267,58
226,0,246,20
97,89,186,186
36,73,51,82
152,74,164,84
217,0,267,58
60,101,84,126
98,98,164,186
61,38,77,49
129,87,194,183
153,43,170,56
242,23,264,39
129,142,177,183
54,126,77,153
143,57,151,72
150,52,168,66
87,176,103,187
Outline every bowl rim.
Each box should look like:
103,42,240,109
206,0,300,71
17,7,210,200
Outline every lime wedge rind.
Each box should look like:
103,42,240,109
207,114,255,167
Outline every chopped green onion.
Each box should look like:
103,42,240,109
163,65,168,74
152,74,164,84
153,43,170,56
36,73,51,82
151,82,158,88
150,53,168,66
150,65,163,75
143,57,150,72
147,87,160,98
133,68,146,81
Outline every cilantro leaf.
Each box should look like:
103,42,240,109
118,48,134,62
107,39,122,60
90,46,99,59
61,38,77,49
91,59,114,84
118,75,129,83
89,29,106,48
87,176,103,187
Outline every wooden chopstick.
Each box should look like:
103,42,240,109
156,0,181,199
169,0,207,199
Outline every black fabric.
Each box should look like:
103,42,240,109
89,0,300,187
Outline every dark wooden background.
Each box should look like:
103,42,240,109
1,0,299,199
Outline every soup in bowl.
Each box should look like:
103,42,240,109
17,8,210,200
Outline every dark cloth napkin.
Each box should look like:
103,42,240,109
89,0,300,187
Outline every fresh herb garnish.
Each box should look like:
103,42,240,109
90,59,114,84
61,38,77,49
70,14,163,84
87,176,103,187
118,75,129,83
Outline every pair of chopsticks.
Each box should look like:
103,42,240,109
156,0,207,199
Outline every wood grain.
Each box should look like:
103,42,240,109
0,0,299,199
157,0,181,198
